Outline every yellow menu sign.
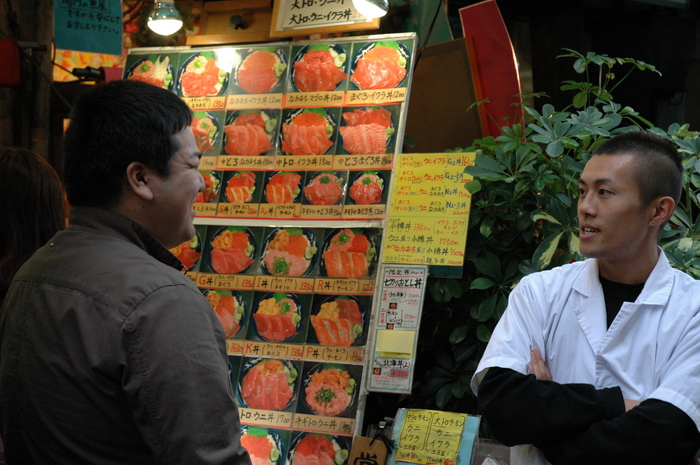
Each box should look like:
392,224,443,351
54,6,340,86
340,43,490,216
396,409,466,465
384,153,475,270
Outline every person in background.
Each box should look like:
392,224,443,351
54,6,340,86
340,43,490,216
0,80,251,465
0,147,66,465
0,147,65,307
472,131,700,465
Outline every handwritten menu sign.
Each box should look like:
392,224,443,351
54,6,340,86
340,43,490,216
383,153,476,276
396,410,466,465
274,0,372,31
54,0,122,55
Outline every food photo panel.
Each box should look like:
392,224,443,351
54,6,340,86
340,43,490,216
248,291,312,344
307,294,371,348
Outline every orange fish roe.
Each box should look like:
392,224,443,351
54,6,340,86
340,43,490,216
291,111,327,127
363,45,401,64
310,368,350,388
258,359,285,375
212,230,250,252
243,51,277,70
286,234,308,257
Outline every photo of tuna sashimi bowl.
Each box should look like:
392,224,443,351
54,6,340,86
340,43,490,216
303,364,357,417
252,292,303,342
235,48,288,94
238,358,298,411
281,108,336,156
288,433,350,465
321,229,378,278
224,110,277,156
169,230,203,271
240,426,285,465
310,296,364,347
261,228,318,277
292,44,348,93
126,55,174,90
204,289,246,339
339,107,394,155
196,171,221,204
349,170,385,205
178,52,229,97
207,226,256,275
303,172,345,206
191,112,220,155
350,41,409,90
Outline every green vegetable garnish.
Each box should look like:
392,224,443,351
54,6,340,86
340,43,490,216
273,258,291,276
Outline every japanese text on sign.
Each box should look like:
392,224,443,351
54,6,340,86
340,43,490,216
280,0,369,30
396,409,466,465
54,0,122,55
383,153,476,272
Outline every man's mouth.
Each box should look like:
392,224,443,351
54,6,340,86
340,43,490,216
582,227,599,234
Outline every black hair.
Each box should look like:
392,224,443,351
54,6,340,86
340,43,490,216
592,130,683,207
0,148,65,304
63,79,193,207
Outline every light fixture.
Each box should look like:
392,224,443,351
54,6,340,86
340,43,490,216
352,0,389,19
147,2,183,36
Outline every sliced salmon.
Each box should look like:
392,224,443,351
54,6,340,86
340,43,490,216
241,367,293,411
266,172,301,204
304,173,343,205
294,49,347,92
254,313,298,341
349,173,383,205
339,123,386,155
210,248,254,274
224,124,272,156
282,124,333,155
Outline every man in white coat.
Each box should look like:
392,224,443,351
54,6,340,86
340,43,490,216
471,131,700,465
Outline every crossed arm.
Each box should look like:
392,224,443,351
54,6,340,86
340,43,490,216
477,349,700,465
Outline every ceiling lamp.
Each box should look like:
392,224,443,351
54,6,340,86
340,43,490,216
147,2,183,36
352,0,389,19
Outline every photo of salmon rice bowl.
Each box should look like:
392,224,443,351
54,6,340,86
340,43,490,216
225,171,256,203
350,41,409,90
178,52,229,97
264,171,302,204
204,289,246,339
195,171,220,204
208,226,256,275
281,108,335,156
303,172,345,206
292,44,348,92
310,296,363,347
239,358,298,411
169,231,203,271
236,48,287,94
288,433,349,465
240,426,284,465
303,364,357,416
339,107,394,155
126,55,173,90
190,111,220,155
253,292,303,342
321,229,378,278
349,170,384,205
224,110,276,156
261,228,318,277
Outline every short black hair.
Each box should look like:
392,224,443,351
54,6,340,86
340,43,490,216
592,130,683,207
63,79,193,207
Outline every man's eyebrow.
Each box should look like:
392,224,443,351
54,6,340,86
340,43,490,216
578,177,614,185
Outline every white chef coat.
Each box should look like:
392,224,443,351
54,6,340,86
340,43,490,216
471,250,700,465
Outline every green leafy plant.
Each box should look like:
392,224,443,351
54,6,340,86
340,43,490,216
418,49,700,411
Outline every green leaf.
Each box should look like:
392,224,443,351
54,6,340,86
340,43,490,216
436,384,453,408
533,211,562,226
476,324,492,342
470,277,496,290
532,231,564,270
449,325,469,344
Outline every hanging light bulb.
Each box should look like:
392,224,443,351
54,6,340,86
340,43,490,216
352,0,389,19
147,2,183,36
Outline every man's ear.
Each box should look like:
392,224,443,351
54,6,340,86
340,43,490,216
651,196,675,225
125,161,154,201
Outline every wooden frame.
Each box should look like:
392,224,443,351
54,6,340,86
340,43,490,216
269,0,380,39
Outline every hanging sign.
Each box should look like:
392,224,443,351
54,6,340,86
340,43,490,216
54,0,123,55
270,0,380,38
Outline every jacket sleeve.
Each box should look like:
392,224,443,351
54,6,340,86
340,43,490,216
122,284,252,465
477,367,624,446
479,367,700,465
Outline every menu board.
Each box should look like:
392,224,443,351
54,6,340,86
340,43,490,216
124,33,417,465
384,153,475,277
